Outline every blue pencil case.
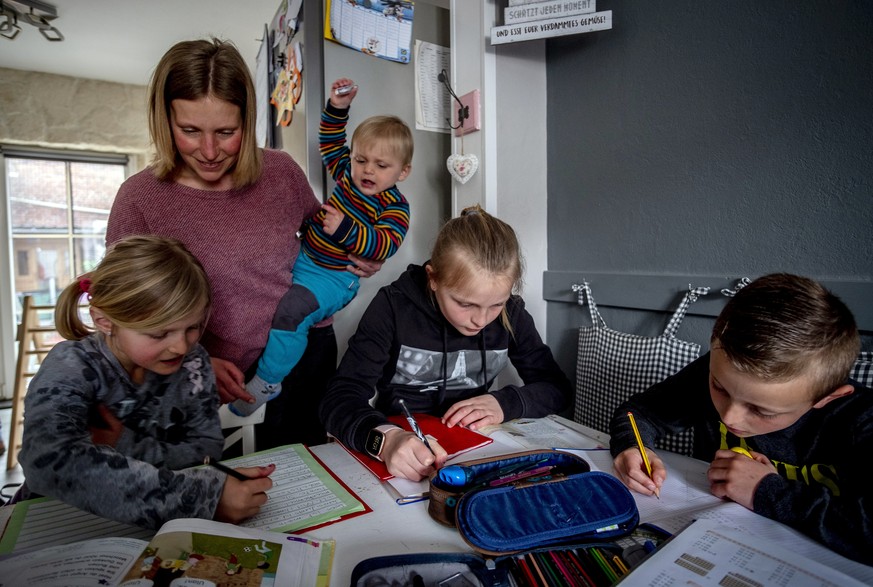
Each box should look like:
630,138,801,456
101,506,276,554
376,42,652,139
427,450,640,556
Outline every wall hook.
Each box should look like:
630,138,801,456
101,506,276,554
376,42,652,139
720,277,751,297
437,68,469,130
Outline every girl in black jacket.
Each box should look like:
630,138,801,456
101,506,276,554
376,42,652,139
320,206,572,481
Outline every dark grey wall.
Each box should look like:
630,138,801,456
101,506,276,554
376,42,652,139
543,2,873,381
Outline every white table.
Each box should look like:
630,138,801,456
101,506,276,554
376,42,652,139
306,415,609,584
307,442,470,585
306,416,873,586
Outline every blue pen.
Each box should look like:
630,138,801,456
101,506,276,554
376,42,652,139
396,493,430,506
398,399,435,456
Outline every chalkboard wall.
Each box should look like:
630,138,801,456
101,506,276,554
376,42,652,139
542,2,873,386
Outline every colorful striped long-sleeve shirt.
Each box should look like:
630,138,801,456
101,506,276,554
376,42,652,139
303,103,410,271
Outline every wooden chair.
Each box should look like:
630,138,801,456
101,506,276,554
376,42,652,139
8,296,60,470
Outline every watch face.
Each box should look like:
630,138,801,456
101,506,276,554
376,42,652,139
365,429,384,458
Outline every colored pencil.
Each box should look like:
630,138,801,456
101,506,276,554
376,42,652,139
565,549,598,587
515,556,539,587
527,553,551,587
589,547,618,584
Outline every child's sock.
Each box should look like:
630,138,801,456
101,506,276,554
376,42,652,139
229,375,282,417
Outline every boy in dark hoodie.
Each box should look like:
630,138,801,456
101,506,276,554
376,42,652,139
610,273,872,564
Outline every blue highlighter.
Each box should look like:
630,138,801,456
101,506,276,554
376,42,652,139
438,460,546,488
438,465,475,487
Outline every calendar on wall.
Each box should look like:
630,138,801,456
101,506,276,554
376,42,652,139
324,0,414,64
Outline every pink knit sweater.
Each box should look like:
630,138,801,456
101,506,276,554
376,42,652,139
106,149,322,372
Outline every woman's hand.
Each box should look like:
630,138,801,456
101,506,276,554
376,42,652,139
347,254,383,279
381,428,447,481
612,446,665,497
214,464,275,524
212,357,252,404
442,394,504,431
89,404,123,447
708,449,775,509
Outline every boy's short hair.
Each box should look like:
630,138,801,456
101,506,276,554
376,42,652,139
351,115,414,167
712,273,860,401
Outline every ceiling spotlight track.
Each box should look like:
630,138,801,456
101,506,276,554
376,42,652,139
0,0,63,41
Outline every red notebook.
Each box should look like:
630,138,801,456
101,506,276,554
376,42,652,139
339,412,493,481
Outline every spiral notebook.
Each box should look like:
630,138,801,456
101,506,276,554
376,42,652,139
338,413,493,481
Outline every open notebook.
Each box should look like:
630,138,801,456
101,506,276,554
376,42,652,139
338,413,493,481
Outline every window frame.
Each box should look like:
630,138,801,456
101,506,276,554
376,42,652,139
0,145,130,401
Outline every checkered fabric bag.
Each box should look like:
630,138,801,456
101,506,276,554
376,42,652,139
573,282,710,456
850,351,873,389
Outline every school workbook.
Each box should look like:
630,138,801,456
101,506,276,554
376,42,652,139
0,517,334,587
0,445,369,559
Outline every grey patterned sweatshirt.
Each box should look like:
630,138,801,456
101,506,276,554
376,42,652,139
18,334,226,529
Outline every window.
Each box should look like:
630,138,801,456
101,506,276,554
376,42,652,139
5,149,127,322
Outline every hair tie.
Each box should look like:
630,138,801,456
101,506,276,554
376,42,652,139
79,277,92,294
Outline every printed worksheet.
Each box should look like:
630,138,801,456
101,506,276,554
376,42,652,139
619,519,868,587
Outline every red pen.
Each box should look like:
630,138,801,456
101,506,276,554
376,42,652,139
489,465,553,487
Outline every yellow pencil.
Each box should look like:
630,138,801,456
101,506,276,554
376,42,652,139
731,446,753,459
627,411,659,498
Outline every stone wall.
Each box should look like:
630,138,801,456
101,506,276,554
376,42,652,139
0,67,150,168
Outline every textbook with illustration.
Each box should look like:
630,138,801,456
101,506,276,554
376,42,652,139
339,413,493,481
0,517,334,587
0,445,369,559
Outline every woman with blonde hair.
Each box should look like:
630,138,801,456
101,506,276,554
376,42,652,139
107,38,383,448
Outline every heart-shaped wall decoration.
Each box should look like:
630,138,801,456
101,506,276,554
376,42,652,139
446,153,479,184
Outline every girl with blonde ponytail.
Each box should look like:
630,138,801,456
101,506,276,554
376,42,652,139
17,236,275,529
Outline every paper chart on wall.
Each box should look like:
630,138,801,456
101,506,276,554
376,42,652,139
414,40,451,133
324,0,413,63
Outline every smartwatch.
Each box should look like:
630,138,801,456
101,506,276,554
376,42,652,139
365,425,398,461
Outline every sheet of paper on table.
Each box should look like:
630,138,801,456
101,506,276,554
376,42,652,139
555,447,873,585
618,518,868,587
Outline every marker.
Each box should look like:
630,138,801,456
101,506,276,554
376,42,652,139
627,411,659,498
335,84,357,95
203,456,252,481
731,446,753,459
398,399,435,455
